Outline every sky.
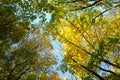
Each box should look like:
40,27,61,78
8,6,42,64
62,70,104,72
44,11,112,79
46,14,78,80
32,13,78,80
32,10,113,80
51,40,78,79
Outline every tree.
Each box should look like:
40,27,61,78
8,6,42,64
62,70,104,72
0,0,57,80
0,26,57,80
44,0,120,80
42,0,119,25
22,71,69,80
1,0,120,80
39,71,69,80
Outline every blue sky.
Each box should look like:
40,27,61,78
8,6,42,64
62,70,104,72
45,14,78,79
51,40,77,79
32,11,112,80
32,13,78,79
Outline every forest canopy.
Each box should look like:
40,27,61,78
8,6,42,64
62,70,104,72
0,0,120,80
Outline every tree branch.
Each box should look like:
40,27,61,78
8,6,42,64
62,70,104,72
7,60,29,80
92,4,120,21
73,0,102,11
67,20,97,51
101,58,120,69
71,58,105,80
15,67,30,80
94,65,120,77
56,0,81,4
55,29,91,55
